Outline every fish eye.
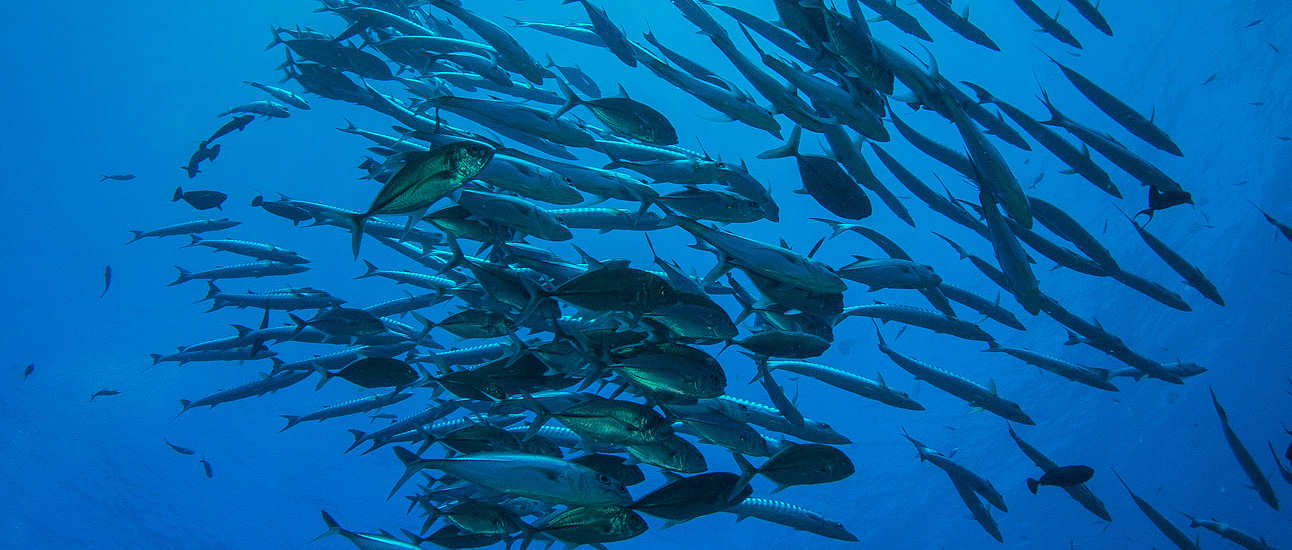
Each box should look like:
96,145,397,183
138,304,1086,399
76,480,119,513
597,474,611,484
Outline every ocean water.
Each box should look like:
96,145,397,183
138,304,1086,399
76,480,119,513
2,1,1290,549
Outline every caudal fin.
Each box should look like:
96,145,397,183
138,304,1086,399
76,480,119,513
172,187,184,202
1026,478,1039,494
346,213,369,258
756,126,802,160
314,510,344,542
388,446,429,500
280,415,302,432
127,230,145,244
553,77,583,119
168,266,192,286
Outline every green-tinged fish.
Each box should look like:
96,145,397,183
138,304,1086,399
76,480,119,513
571,454,646,487
529,506,648,547
346,141,495,256
733,443,854,493
979,188,1043,314
548,397,673,445
630,472,751,521
390,449,632,505
611,342,726,398
555,81,676,145
626,435,709,473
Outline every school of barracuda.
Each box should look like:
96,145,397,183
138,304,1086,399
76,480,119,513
114,0,1292,548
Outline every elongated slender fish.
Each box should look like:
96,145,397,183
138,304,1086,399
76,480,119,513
877,328,1033,425
1007,425,1110,521
1210,388,1279,510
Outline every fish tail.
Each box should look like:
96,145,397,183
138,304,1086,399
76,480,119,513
168,266,192,286
1026,478,1039,494
389,446,430,500
279,415,301,432
202,281,221,302
172,187,183,201
127,230,145,244
345,212,369,258
313,510,343,542
756,125,802,160
553,77,582,119
730,452,758,502
183,234,203,248
178,399,193,415
343,429,367,453
250,195,264,207
149,353,162,365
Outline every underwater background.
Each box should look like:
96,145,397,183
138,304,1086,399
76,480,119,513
2,0,1290,548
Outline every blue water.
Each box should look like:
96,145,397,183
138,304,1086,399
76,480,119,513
3,1,1289,548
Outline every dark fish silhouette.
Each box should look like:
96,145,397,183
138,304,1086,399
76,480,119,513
204,114,255,145
1135,186,1194,222
172,187,228,211
200,458,214,478
90,389,121,401
99,174,136,182
22,363,33,380
316,357,418,390
1027,465,1095,493
165,439,196,456
100,265,111,298
182,142,220,178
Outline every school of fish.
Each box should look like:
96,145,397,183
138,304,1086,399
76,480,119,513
104,0,1292,548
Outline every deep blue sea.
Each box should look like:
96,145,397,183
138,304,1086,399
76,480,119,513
3,1,1290,548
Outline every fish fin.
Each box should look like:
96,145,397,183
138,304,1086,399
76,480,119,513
314,510,345,542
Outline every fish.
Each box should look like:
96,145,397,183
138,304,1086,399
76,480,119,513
563,0,636,67
877,328,1033,425
1120,210,1224,306
849,0,930,41
345,141,495,256
1027,465,1095,493
315,511,422,550
169,261,308,286
723,497,858,542
989,347,1118,392
218,100,291,119
389,449,631,505
127,218,241,243
555,82,676,146
1064,0,1113,35
203,114,255,145
1049,56,1182,156
243,80,309,110
1115,472,1201,549
99,174,136,182
733,443,855,493
759,126,871,220
913,0,1000,50
22,363,33,380
164,439,196,456
1013,0,1081,48
630,472,750,521
181,141,220,178
1254,204,1292,243
1209,388,1279,510
185,236,308,264
1008,425,1110,521
99,265,111,298
766,359,924,411
199,458,213,478
172,187,227,211
178,370,310,413
315,357,419,390
1183,514,1278,550
90,389,121,400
